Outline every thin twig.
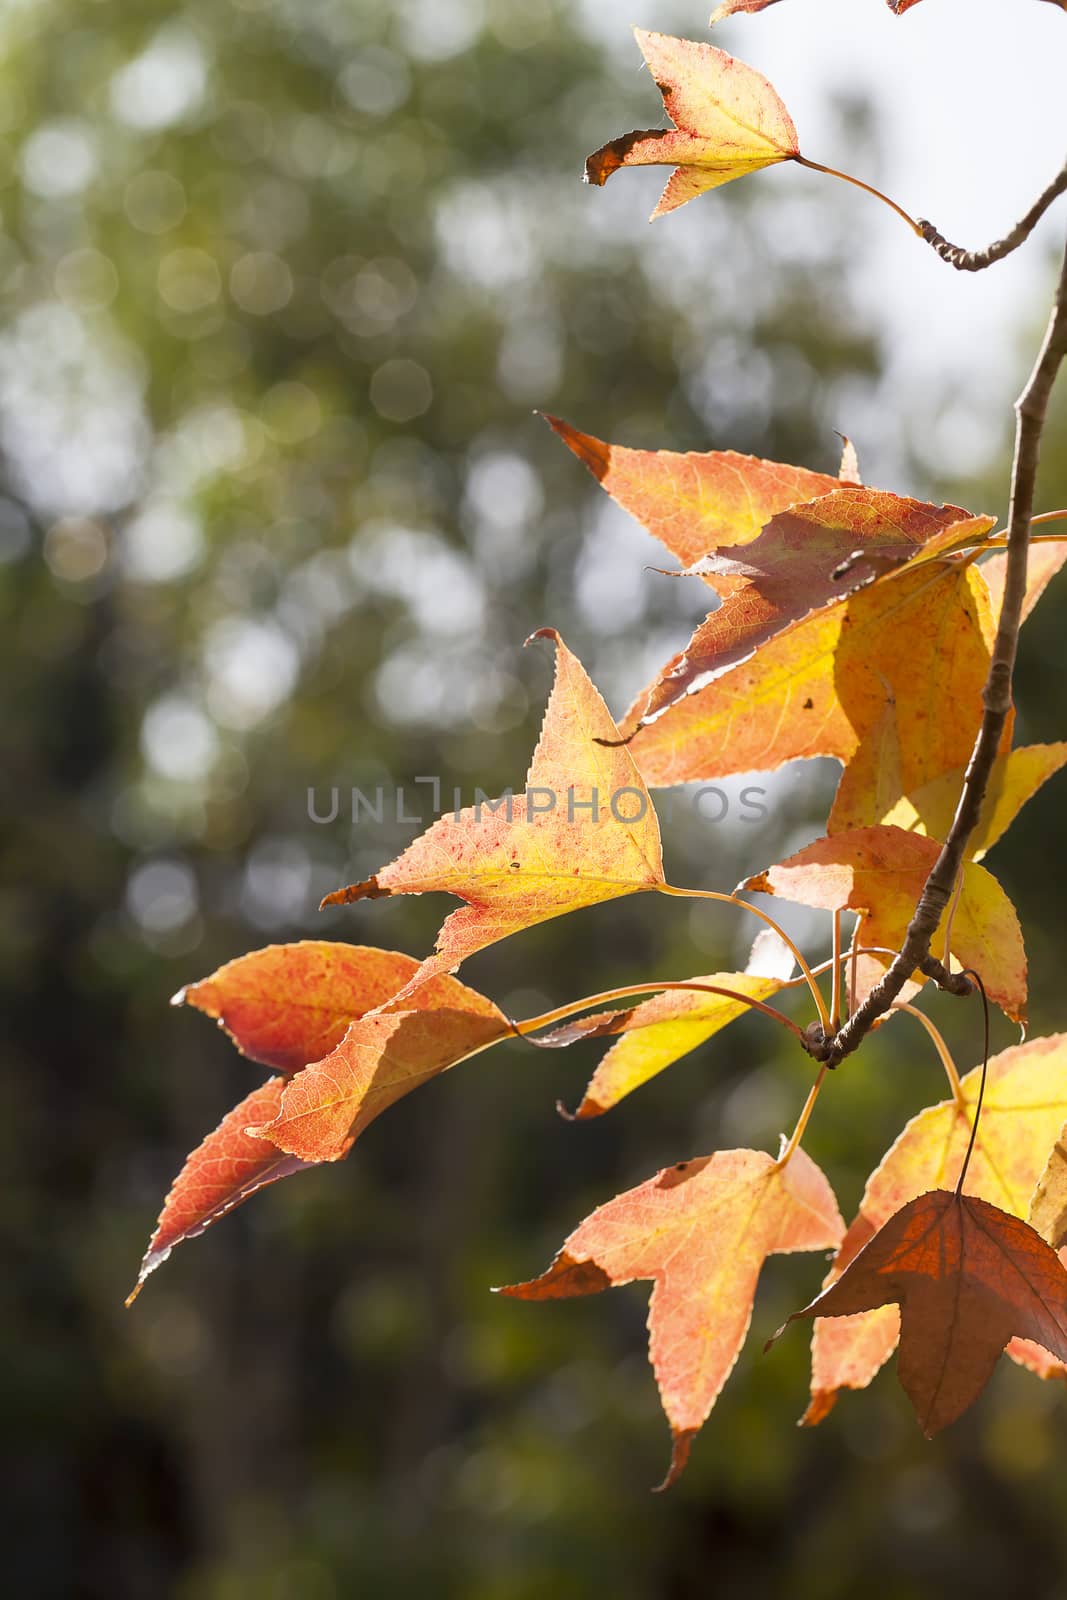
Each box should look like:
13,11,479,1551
828,234,1067,1068
917,160,1067,273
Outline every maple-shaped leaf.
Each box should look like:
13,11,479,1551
551,416,994,720
134,943,455,1293
862,742,1067,856
129,1078,312,1302
586,30,799,220
176,941,426,1073
778,1191,1067,1436
320,631,664,996
530,971,789,1119
253,970,510,1163
710,0,784,19
546,415,841,568
626,547,999,796
743,823,1026,1021
499,1145,842,1486
802,1034,1067,1420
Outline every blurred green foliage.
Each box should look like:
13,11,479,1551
2,1,1067,1596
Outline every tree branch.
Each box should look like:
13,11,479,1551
826,232,1067,1068
918,160,1067,272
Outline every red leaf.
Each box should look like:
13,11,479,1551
777,1191,1067,1435
128,1078,312,1303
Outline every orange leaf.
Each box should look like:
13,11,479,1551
254,971,510,1163
585,31,799,220
128,1078,313,1302
531,972,789,1119
177,941,425,1074
803,1034,1067,1419
982,540,1067,628
743,824,1027,1021
321,630,664,995
710,0,784,18
779,1191,1067,1436
547,415,839,568
643,494,991,718
550,416,993,722
868,742,1067,858
626,551,999,801
499,1145,842,1486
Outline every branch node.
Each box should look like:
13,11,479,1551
919,955,975,997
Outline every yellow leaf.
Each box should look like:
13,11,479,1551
321,631,664,995
874,743,1067,859
585,31,799,220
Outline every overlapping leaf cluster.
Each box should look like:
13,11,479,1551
132,10,1067,1485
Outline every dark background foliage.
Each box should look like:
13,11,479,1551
3,1,1067,1595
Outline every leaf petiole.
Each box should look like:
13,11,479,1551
775,1066,828,1169
512,979,806,1044
893,1002,967,1111
658,883,831,1030
793,154,922,237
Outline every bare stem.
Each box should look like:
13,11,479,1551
917,160,1067,273
849,913,866,1021
775,1067,828,1169
956,973,991,1196
829,234,1067,1067
659,883,830,1029
830,910,843,1030
794,154,922,236
893,1002,967,1110
513,979,805,1043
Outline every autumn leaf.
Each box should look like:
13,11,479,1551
585,30,799,220
642,494,992,718
129,1078,313,1302
530,971,790,1119
499,1145,842,1486
625,536,1067,803
869,742,1067,857
551,415,994,720
134,942,468,1292
983,541,1067,630
802,1034,1067,1420
546,415,840,568
838,436,862,486
743,823,1027,1021
710,0,784,19
176,941,427,1074
253,971,510,1163
625,546,999,799
320,630,665,996
1029,1127,1067,1249
777,1191,1067,1436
